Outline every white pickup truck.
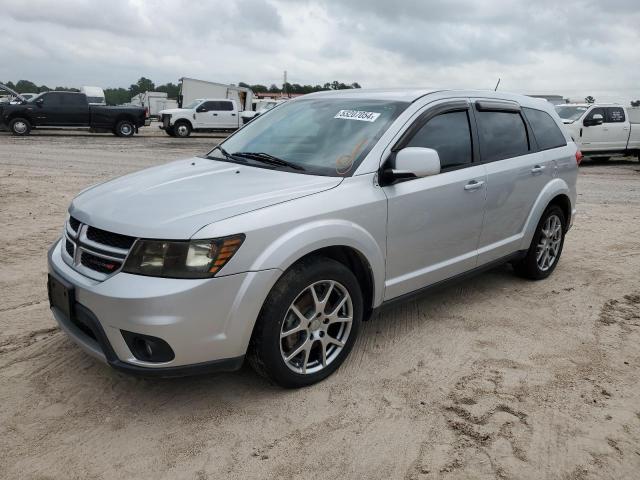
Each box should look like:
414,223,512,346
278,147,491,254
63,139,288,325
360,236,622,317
159,98,243,137
556,103,640,160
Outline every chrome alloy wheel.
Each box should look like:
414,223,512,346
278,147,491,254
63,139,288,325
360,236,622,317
280,280,353,374
13,120,28,134
536,214,562,271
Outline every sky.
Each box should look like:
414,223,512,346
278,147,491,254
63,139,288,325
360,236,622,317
1,0,639,103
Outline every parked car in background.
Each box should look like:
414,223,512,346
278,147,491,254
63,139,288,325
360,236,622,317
11,92,37,103
80,86,106,105
241,99,286,123
48,89,578,387
0,91,147,136
556,103,640,160
159,98,243,137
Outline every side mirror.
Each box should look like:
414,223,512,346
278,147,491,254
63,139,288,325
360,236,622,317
196,106,207,113
35,97,44,107
381,147,441,184
584,113,603,127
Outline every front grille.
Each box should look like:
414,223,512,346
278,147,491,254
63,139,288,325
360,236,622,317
69,216,81,232
65,239,74,257
81,252,122,274
86,226,136,250
62,219,137,280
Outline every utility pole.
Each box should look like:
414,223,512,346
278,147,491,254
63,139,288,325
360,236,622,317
283,70,288,98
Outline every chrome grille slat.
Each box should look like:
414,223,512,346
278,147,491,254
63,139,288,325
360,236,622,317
62,219,137,281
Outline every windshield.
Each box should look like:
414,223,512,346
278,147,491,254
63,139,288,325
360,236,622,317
209,98,408,176
184,100,202,109
555,105,589,122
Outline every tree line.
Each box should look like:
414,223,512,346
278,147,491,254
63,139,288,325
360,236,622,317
2,77,362,105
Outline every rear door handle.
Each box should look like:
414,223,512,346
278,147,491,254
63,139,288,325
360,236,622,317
464,180,485,191
531,165,546,174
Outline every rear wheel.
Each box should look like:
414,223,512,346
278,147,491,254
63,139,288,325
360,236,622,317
9,118,31,136
513,205,566,280
248,257,362,388
114,120,135,137
173,121,191,138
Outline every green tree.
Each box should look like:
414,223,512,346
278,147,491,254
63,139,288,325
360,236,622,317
585,96,596,104
630,100,640,107
15,80,39,93
156,82,179,99
129,77,155,97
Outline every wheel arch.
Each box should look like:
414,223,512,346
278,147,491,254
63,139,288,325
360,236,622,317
519,178,573,250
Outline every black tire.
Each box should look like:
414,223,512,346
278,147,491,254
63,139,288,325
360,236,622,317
165,127,176,137
173,121,191,138
248,256,363,388
114,120,135,137
9,117,31,136
513,205,566,280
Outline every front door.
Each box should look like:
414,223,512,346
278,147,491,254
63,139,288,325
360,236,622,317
195,101,224,129
580,107,608,151
383,105,487,300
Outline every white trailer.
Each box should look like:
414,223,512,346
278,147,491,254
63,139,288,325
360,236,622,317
130,91,178,118
178,77,253,112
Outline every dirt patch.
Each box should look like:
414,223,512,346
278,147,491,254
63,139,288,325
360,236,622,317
1,131,640,479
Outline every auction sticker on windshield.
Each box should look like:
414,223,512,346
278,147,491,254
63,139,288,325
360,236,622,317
334,110,381,122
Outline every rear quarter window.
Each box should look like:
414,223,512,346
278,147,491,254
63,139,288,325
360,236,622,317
523,107,567,151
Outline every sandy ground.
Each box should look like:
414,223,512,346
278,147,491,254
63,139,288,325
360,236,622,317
1,127,640,480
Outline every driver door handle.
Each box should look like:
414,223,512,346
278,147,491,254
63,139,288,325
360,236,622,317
464,180,485,191
531,165,546,174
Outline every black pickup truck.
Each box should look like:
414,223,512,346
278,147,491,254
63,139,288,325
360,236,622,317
0,90,147,137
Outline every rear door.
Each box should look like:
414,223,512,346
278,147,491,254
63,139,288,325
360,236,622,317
383,100,487,300
602,107,630,150
60,93,90,126
473,101,557,264
216,100,238,128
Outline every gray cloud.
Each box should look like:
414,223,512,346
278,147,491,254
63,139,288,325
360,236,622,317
0,0,638,103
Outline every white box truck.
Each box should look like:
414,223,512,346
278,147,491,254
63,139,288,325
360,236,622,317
178,77,253,112
130,91,178,118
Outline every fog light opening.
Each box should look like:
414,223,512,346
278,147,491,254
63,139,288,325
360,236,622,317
121,331,175,363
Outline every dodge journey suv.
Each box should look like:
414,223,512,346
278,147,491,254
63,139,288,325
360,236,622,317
48,89,578,387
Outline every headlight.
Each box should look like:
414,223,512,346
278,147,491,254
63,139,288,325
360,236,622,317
122,235,245,278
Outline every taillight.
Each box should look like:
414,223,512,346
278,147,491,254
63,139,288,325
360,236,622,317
575,150,583,165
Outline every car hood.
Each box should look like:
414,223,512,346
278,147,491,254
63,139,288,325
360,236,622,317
69,157,342,239
159,108,191,115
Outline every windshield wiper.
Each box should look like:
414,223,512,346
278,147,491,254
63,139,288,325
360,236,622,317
207,145,248,165
231,152,306,171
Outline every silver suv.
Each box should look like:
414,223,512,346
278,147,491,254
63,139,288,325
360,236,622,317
47,89,578,387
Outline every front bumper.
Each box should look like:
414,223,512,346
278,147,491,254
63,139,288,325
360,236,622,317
47,239,280,376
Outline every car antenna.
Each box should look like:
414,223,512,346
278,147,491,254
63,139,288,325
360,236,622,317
494,78,501,91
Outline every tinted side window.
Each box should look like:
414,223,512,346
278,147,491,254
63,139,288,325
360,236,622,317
219,101,234,111
523,107,567,151
585,107,605,121
606,107,625,123
42,93,62,106
199,101,217,111
63,94,86,106
406,111,472,169
476,110,529,162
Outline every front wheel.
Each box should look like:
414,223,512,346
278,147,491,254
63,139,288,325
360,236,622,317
9,118,31,136
248,257,362,388
513,205,566,280
173,121,191,138
115,120,135,137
